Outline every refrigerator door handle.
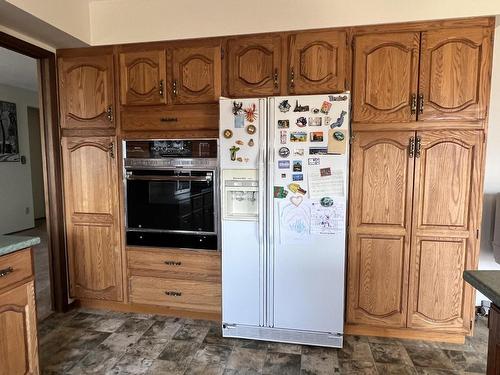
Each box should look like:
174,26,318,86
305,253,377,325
258,98,267,327
267,97,275,328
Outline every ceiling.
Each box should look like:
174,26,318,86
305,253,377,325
0,47,38,92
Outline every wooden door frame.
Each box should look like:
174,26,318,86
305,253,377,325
0,31,70,312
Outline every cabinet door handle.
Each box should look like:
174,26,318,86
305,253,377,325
172,80,177,97
159,79,164,97
165,290,182,297
106,106,114,122
289,68,295,89
0,267,13,278
160,117,178,123
410,94,417,115
409,137,415,158
164,260,182,266
415,136,421,158
109,142,115,158
418,94,424,115
273,69,279,88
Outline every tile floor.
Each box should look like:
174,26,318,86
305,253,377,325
38,308,489,374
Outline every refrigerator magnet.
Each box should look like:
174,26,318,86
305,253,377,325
229,145,240,161
278,120,290,129
232,101,243,115
327,129,347,155
330,110,347,128
248,139,254,147
290,195,304,207
235,140,244,145
293,160,302,172
329,94,348,101
308,157,320,165
234,113,245,128
293,100,309,112
223,129,233,139
278,147,290,158
296,117,307,127
288,183,307,195
292,174,303,181
311,108,320,114
320,101,332,114
320,196,334,207
290,132,307,142
244,103,258,122
310,132,324,142
320,167,332,177
294,149,304,156
309,117,322,126
309,147,328,155
246,124,257,135
278,100,291,113
280,130,288,144
281,173,287,178
278,160,290,169
274,186,288,199
324,116,332,126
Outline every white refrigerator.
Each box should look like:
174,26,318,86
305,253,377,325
220,94,350,348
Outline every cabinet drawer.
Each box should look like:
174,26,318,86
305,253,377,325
121,106,218,132
129,276,221,312
127,248,220,281
0,249,33,291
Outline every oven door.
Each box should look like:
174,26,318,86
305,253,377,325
126,169,216,234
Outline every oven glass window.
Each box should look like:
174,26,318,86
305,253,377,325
127,170,215,233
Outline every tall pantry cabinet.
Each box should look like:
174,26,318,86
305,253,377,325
346,19,493,341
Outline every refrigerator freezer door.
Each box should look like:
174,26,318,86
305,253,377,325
269,94,350,334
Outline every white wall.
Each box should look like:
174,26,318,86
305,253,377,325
477,16,500,304
0,83,38,234
89,0,500,45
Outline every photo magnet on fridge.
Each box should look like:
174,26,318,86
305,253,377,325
293,100,309,112
281,173,287,178
327,129,347,155
234,114,245,128
274,186,288,199
278,160,290,169
308,117,322,126
293,160,302,172
280,130,288,144
320,101,332,114
310,132,324,142
296,117,307,127
278,120,290,128
309,147,328,155
320,167,332,177
290,132,307,142
294,149,304,156
292,174,304,181
308,157,320,165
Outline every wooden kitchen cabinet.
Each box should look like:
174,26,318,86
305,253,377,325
226,35,282,97
418,27,492,122
352,32,420,123
58,54,115,129
61,136,123,301
287,30,348,95
407,130,483,332
119,50,167,106
347,131,415,328
170,45,222,104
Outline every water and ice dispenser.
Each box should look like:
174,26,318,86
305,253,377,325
222,170,258,221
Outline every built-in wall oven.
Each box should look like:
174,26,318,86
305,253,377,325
124,139,218,250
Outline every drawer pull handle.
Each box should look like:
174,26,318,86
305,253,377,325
0,267,13,278
164,260,182,266
165,290,182,297
160,117,178,122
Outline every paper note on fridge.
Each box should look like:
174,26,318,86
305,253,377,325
310,199,345,235
308,168,344,198
279,199,311,244
327,129,347,155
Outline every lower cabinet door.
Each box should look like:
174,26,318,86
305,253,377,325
62,136,123,301
0,281,39,375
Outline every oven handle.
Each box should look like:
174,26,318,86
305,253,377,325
126,175,212,182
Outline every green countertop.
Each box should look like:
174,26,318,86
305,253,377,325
0,235,41,257
464,270,500,307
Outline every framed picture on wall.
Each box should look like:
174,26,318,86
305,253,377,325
0,101,19,162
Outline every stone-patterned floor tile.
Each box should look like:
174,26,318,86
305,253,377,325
92,317,127,333
97,332,142,353
300,349,339,374
143,319,182,339
223,369,262,375
158,339,201,366
442,349,487,373
262,352,301,375
338,336,374,362
226,347,267,373
375,362,418,374
64,312,102,330
41,347,89,373
415,368,460,374
65,330,111,350
338,360,378,374
146,359,189,375
267,342,302,354
173,323,210,343
405,346,454,369
185,363,226,375
234,338,271,350
116,318,155,335
191,343,233,366
203,325,237,347
126,336,171,359
67,349,123,374
369,342,412,365
107,355,154,375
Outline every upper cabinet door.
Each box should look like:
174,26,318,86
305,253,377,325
288,30,347,95
227,35,282,97
58,54,115,129
119,50,167,106
352,32,420,123
418,27,492,122
171,45,222,104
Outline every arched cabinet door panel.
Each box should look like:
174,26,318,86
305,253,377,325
227,35,282,97
171,45,221,104
288,30,347,95
408,130,484,332
58,54,115,129
119,50,167,106
347,131,415,327
418,27,492,122
61,136,123,301
352,32,420,123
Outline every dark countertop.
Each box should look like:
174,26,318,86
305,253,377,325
464,270,500,307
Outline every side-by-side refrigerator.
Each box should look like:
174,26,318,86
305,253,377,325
220,94,350,348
